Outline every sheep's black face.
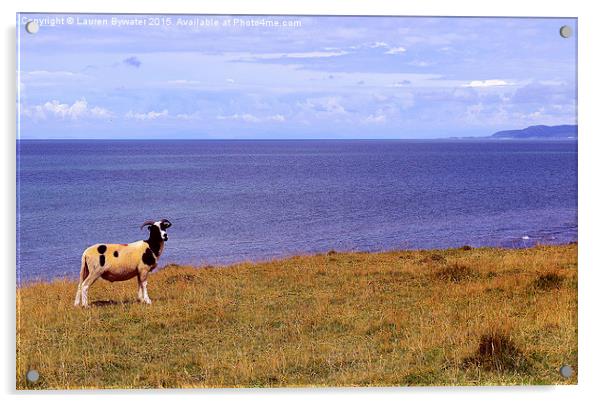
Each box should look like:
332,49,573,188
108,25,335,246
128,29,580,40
148,221,169,242
159,219,171,241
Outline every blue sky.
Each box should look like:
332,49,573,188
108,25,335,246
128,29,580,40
18,14,577,139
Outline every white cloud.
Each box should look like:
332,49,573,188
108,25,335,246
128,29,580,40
464,79,510,88
217,113,285,123
125,109,169,120
237,50,348,60
286,51,348,58
218,113,259,123
175,112,199,120
88,106,112,118
364,114,387,124
369,42,389,48
363,42,409,56
226,78,235,84
385,46,407,55
298,97,347,115
268,114,285,122
21,98,111,120
22,70,78,78
527,107,546,120
167,79,202,85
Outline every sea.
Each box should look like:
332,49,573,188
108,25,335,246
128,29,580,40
16,139,578,283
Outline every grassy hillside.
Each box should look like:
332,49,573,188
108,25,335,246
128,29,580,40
17,244,577,389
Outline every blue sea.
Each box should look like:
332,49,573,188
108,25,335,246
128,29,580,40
16,140,577,283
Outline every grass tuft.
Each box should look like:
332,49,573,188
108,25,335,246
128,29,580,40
420,253,446,264
429,253,445,262
532,272,565,291
463,331,529,373
435,263,477,282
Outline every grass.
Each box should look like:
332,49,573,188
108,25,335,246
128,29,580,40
16,243,577,389
435,263,477,282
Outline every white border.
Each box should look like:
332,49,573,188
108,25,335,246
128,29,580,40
2,1,600,402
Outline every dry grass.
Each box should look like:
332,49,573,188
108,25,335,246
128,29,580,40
16,244,577,389
435,263,477,282
462,331,529,373
532,272,565,291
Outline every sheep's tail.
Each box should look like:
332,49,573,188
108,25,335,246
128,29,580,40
79,254,89,283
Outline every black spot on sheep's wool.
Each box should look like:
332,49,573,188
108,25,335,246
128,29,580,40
113,251,119,258
99,255,105,267
142,248,156,266
97,245,107,254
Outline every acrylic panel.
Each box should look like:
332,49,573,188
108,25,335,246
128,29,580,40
16,13,577,389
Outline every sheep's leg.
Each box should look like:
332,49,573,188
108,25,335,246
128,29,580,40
74,256,89,307
137,274,144,302
80,269,103,308
139,270,152,304
74,283,82,307
74,288,82,306
142,281,151,304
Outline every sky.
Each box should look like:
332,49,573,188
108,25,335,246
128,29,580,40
17,14,577,139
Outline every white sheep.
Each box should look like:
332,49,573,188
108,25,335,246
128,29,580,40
73,219,171,307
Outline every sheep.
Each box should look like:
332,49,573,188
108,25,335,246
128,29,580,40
73,219,172,307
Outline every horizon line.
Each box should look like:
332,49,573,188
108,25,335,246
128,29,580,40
16,137,579,141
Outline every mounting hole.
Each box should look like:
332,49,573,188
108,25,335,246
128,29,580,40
26,369,39,383
559,25,572,38
25,21,39,35
559,364,574,378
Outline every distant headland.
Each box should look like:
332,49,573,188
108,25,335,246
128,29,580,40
449,125,578,140
490,125,578,139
